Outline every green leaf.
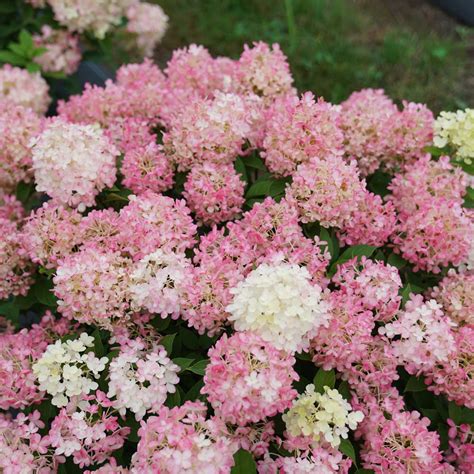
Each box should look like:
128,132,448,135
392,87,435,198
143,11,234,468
319,228,334,258
404,375,426,393
185,379,205,401
448,401,463,425
0,300,20,326
234,156,248,182
173,357,195,371
150,316,171,331
245,178,289,199
160,333,176,355
329,245,377,276
165,387,182,408
338,380,351,401
313,368,336,393
0,50,25,65
19,30,34,51
243,154,267,170
464,187,474,209
387,252,407,269
231,449,257,474
354,470,375,474
16,181,35,204
91,329,106,358
188,359,209,376
339,439,356,462
33,278,57,307
181,328,200,350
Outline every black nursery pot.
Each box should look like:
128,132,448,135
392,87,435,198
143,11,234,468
430,0,474,26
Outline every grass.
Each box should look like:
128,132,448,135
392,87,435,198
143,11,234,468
153,0,473,113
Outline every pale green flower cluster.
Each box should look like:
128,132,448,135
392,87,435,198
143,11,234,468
434,108,474,165
283,384,364,448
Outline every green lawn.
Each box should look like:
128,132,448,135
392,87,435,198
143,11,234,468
153,0,472,113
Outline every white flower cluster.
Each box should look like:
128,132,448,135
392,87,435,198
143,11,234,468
32,333,108,407
48,0,133,39
227,262,329,352
283,384,364,448
31,119,118,210
130,249,190,319
434,108,474,164
107,340,180,420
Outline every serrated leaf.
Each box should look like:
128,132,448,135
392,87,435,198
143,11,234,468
329,245,377,276
160,333,176,355
188,359,209,376
339,439,356,462
231,449,257,474
243,154,267,170
404,375,426,392
245,179,273,198
0,50,25,65
19,30,34,51
313,368,336,393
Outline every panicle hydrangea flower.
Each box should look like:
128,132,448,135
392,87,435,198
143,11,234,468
434,108,474,164
332,257,402,321
78,208,123,253
131,401,235,474
129,249,190,318
285,156,365,228
358,409,448,473
261,92,344,176
337,190,397,247
32,333,109,407
202,332,298,425
0,101,43,191
227,262,330,353
53,248,133,327
311,291,375,372
225,421,275,457
121,140,174,195
237,41,295,102
341,336,400,402
382,101,434,172
388,154,468,217
163,91,263,171
84,459,129,474
258,445,352,474
445,420,474,473
48,0,132,38
431,269,474,326
0,192,24,222
340,88,398,176
181,255,246,336
183,162,245,225
379,294,456,374
118,191,196,259
59,61,165,128
0,64,50,114
0,411,58,473
164,44,232,98
125,2,168,57
424,326,474,409
48,391,130,468
0,323,53,410
283,384,364,448
20,202,83,269
107,339,179,420
391,199,473,273
31,119,119,209
33,25,81,74
0,217,33,300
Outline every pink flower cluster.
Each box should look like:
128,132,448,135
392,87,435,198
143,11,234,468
0,39,472,473
33,25,81,75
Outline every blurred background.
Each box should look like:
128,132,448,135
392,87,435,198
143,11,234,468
153,0,473,113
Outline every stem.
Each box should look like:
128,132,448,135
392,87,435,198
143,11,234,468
284,0,297,53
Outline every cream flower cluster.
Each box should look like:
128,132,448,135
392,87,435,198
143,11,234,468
283,384,364,448
129,249,190,319
227,262,330,353
434,108,474,164
32,333,108,407
31,119,118,209
107,340,180,420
